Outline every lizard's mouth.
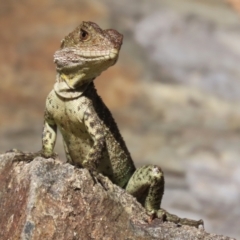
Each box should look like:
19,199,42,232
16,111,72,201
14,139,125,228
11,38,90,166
74,48,119,60
53,47,119,70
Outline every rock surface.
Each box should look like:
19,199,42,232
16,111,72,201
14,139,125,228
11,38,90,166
0,153,234,240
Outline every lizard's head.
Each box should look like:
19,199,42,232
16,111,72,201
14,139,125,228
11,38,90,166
54,21,123,89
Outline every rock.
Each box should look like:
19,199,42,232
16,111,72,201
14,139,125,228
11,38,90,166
0,153,234,240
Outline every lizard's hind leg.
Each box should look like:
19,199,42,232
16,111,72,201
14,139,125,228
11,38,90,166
125,165,164,216
125,165,204,228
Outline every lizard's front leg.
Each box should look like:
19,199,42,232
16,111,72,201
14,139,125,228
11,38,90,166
11,110,57,162
82,106,105,174
41,116,58,159
125,165,203,228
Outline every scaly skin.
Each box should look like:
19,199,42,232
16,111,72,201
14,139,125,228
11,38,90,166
12,21,203,228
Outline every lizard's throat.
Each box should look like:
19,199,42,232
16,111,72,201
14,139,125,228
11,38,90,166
54,72,93,99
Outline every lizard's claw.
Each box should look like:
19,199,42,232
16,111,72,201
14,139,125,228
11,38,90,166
156,208,204,229
9,149,58,164
6,148,24,154
179,218,204,228
12,151,40,163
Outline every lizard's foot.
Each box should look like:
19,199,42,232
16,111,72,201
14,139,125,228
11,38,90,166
156,208,204,228
6,149,29,162
7,149,58,163
6,148,24,154
178,217,204,228
12,150,41,163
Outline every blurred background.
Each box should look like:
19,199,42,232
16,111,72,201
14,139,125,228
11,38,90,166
0,0,240,238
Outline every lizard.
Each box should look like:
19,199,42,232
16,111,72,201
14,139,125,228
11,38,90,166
11,21,203,228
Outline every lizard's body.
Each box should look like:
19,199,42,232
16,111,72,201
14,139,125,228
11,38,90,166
13,21,203,227
45,83,135,188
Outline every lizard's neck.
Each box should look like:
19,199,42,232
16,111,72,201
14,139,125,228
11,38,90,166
54,71,94,99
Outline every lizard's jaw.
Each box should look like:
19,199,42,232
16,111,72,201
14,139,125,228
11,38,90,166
54,48,119,69
53,47,119,88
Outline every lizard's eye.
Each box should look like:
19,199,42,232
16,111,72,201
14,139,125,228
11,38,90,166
80,29,89,41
